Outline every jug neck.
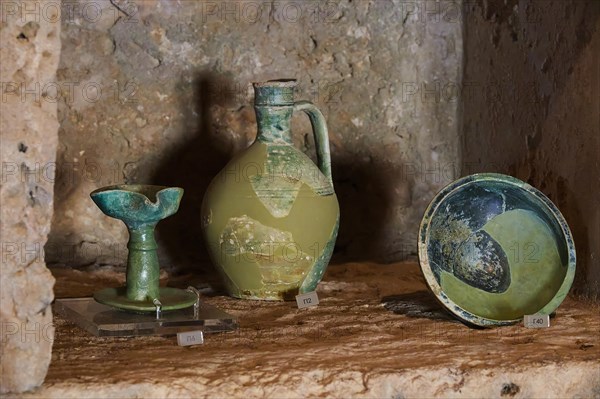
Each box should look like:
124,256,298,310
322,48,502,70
255,106,293,144
253,80,296,145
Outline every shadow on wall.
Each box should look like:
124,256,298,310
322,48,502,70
152,72,409,276
332,158,409,262
152,72,230,279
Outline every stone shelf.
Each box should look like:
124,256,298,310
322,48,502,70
15,262,600,398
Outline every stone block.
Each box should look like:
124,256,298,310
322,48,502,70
0,0,61,393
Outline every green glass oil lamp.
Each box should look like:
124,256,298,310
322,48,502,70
90,184,197,312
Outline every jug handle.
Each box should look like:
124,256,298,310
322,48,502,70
293,100,333,185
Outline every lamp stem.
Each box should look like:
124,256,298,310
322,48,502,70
125,224,160,301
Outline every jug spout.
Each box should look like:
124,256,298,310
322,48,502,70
253,79,297,106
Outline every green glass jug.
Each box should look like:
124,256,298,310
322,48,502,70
201,79,339,300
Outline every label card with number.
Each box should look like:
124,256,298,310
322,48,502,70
296,291,319,309
524,314,550,328
177,330,204,346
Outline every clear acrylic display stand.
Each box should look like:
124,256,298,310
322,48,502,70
54,287,238,337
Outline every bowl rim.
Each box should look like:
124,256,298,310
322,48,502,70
418,173,576,327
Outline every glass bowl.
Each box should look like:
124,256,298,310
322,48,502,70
418,173,576,327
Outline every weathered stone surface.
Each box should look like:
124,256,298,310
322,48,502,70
46,0,462,271
15,262,600,398
462,0,600,300
0,0,61,393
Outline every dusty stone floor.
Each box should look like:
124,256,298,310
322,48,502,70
9,262,600,398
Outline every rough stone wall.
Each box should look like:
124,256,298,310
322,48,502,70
46,0,462,271
0,0,61,392
462,0,600,299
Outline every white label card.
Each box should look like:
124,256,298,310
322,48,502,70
296,291,319,309
177,330,204,346
524,314,550,328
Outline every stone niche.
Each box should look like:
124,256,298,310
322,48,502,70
0,0,598,396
